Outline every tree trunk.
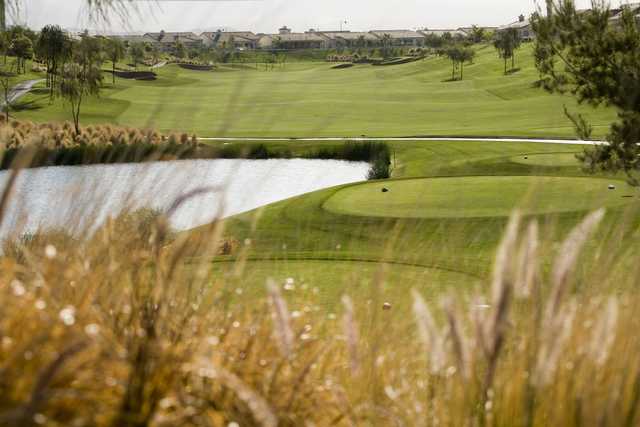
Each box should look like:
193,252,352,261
512,53,515,71
504,57,507,75
72,98,82,135
4,87,9,122
113,60,116,84
460,61,464,80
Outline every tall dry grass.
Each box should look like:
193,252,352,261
0,120,200,169
0,190,638,427
0,120,196,150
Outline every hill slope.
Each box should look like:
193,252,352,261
15,44,616,138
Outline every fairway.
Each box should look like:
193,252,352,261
14,44,616,138
510,152,583,167
323,176,634,218
213,259,477,309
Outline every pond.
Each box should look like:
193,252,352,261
0,159,369,237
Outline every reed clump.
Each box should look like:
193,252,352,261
0,204,639,426
0,120,201,168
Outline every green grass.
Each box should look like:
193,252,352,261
323,176,634,219
189,139,640,309
14,44,616,138
509,152,585,166
210,259,476,309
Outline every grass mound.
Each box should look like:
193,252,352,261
323,176,634,218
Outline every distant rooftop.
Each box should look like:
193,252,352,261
369,29,424,38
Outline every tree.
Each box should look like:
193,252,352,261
73,33,105,76
0,32,8,64
459,48,475,79
129,42,145,70
9,35,33,74
469,25,487,43
175,40,185,60
381,33,393,59
532,1,640,181
445,46,475,81
446,47,462,80
55,34,104,134
106,37,125,84
36,25,68,96
151,44,161,67
494,28,521,74
58,62,102,134
424,33,444,48
0,61,17,121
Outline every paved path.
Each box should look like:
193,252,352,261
3,79,45,106
150,61,167,69
199,136,607,146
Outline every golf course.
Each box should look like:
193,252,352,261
6,39,635,312
6,1,640,423
199,137,639,311
14,43,616,138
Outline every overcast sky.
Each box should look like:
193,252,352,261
16,0,597,33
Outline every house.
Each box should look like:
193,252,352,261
419,29,467,38
201,31,259,49
608,3,640,27
258,28,329,49
310,31,349,49
144,31,204,52
456,26,497,35
497,15,535,41
309,31,379,48
107,34,158,48
369,30,426,46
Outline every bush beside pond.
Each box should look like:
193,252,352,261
0,121,393,177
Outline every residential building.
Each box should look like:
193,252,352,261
108,34,158,48
258,29,329,49
456,26,498,35
608,3,640,27
419,29,467,38
497,15,534,41
201,31,259,49
310,30,379,48
144,31,204,52
369,30,426,46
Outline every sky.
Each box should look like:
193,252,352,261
15,0,597,34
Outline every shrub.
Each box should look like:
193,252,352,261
366,152,392,180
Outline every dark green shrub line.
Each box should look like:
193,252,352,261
0,140,393,176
